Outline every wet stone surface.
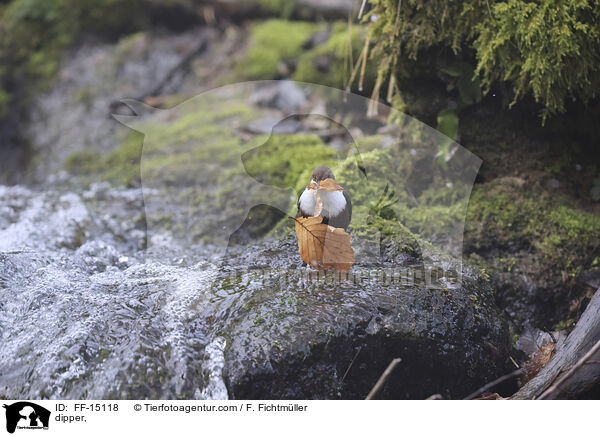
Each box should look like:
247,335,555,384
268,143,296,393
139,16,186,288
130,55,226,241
0,184,510,399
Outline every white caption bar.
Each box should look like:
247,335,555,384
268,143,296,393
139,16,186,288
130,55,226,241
0,400,595,436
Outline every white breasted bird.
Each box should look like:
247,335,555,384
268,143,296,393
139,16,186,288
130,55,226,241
297,165,352,230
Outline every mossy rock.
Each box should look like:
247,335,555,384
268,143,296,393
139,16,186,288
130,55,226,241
465,179,600,326
351,215,423,264
466,180,600,268
242,133,337,190
236,19,324,79
218,233,510,399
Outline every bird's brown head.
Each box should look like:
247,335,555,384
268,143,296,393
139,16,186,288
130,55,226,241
311,165,335,183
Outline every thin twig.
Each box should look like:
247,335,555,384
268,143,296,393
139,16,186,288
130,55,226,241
509,355,520,368
386,73,396,102
464,369,524,400
357,0,367,19
392,0,402,37
404,187,420,207
345,37,368,91
358,37,370,91
341,347,362,382
537,338,600,400
344,14,352,87
365,357,402,400
367,71,382,116
485,0,494,20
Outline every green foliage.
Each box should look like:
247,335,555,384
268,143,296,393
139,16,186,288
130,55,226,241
65,132,143,187
436,110,458,140
554,317,575,331
334,145,471,243
436,109,458,167
0,0,186,123
366,0,485,59
294,22,376,89
440,61,482,106
366,0,600,120
475,0,600,120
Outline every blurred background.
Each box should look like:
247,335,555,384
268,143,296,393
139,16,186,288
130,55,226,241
0,0,599,399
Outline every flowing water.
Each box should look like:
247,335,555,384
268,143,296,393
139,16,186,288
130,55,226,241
0,184,226,399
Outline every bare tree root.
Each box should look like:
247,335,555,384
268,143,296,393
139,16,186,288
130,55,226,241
365,358,402,400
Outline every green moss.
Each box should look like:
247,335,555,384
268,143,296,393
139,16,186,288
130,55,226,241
554,318,575,331
105,133,145,186
352,213,423,260
236,19,322,79
242,133,337,189
353,135,389,153
64,150,102,174
466,182,600,276
366,0,600,121
113,32,147,66
64,98,255,187
63,130,143,187
0,87,9,119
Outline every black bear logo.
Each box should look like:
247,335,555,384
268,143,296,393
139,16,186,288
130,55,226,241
3,402,50,434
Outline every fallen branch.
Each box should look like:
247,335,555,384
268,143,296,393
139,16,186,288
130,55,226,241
537,338,600,400
365,357,402,400
511,287,600,399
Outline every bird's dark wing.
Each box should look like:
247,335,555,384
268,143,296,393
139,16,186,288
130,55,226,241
342,189,352,229
297,188,307,217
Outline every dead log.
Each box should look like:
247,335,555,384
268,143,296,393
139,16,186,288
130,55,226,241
511,288,600,399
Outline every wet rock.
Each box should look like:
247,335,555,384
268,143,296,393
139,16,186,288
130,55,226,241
249,81,307,113
243,116,302,134
302,30,332,50
577,270,600,288
218,235,510,400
